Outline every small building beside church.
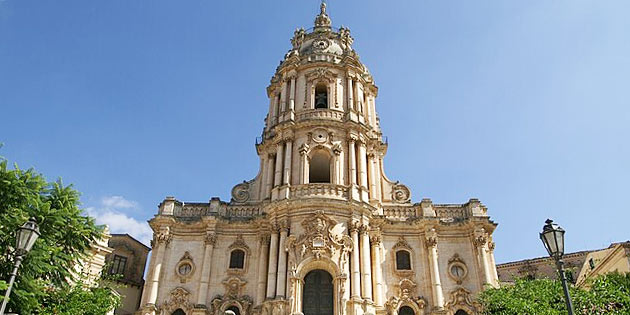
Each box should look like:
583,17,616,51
138,4,499,315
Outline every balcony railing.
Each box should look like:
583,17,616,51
296,109,344,122
289,184,348,199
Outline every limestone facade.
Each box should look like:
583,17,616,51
137,4,498,315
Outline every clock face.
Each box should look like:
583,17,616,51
312,129,328,143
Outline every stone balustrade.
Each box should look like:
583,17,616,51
434,205,467,219
289,184,348,199
296,109,344,122
174,203,210,218
173,203,260,219
226,206,262,218
382,206,418,221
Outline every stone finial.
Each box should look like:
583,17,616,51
314,1,332,31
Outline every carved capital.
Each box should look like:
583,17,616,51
279,220,290,233
473,227,489,248
358,224,370,235
271,223,281,233
259,234,271,245
348,221,359,234
332,142,343,155
425,228,438,248
205,233,217,245
370,235,382,246
298,143,310,156
488,241,496,251
155,230,172,245
473,235,488,248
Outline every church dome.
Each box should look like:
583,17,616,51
280,2,358,68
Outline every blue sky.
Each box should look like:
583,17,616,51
1,1,628,263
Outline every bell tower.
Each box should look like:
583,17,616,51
244,2,405,208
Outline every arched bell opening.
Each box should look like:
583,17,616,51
315,83,328,109
309,150,332,183
171,309,186,315
302,269,334,315
454,310,469,315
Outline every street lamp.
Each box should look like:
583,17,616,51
540,219,575,315
0,218,40,315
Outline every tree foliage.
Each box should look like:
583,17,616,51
479,272,630,315
0,156,119,313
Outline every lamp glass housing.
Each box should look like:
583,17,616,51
15,218,40,255
540,219,565,259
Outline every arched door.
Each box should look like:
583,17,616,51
302,269,333,315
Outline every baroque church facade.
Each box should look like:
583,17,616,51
138,4,499,315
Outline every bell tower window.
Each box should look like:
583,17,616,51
315,83,328,109
309,150,331,183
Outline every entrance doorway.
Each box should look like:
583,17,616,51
302,269,333,315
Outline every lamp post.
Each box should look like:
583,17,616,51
539,219,574,315
0,218,40,315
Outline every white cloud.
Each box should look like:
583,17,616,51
86,196,152,246
101,195,138,209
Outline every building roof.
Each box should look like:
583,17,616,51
110,233,151,251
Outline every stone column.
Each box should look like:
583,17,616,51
376,155,383,200
143,229,171,306
271,95,279,125
274,143,284,187
356,81,364,114
348,138,357,185
282,140,292,186
276,224,289,298
196,233,216,305
370,235,383,306
358,141,368,189
349,224,361,298
289,77,296,112
365,94,373,126
280,80,288,113
347,77,354,110
369,96,378,127
332,147,342,185
426,228,444,309
266,228,279,299
367,153,377,201
474,229,494,286
488,241,499,285
267,97,274,130
299,143,310,184
359,225,373,301
256,234,270,304
265,154,275,198
357,140,369,201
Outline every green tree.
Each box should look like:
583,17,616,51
479,272,630,315
0,156,119,313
